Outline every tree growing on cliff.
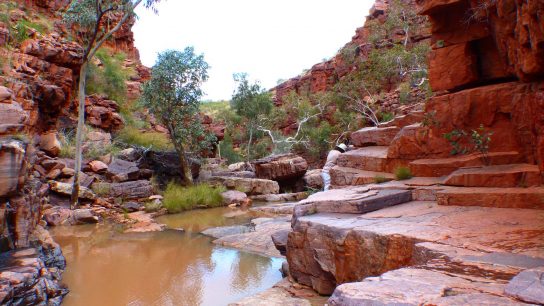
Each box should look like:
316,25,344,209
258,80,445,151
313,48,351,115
230,73,273,161
64,0,160,208
141,48,215,186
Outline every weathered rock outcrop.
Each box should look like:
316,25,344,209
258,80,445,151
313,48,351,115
387,0,544,171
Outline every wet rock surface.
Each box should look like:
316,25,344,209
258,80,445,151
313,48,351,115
212,217,292,257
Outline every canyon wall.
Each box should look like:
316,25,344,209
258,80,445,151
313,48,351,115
388,0,544,169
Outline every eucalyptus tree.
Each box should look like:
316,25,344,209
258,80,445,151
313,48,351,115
63,0,160,208
230,73,273,160
141,48,214,186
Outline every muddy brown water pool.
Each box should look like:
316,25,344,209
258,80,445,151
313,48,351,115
50,207,284,306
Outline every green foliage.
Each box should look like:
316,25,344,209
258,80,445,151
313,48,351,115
200,100,230,117
379,112,395,123
162,183,226,213
141,48,215,158
230,73,273,160
421,111,440,127
219,134,243,164
374,175,391,184
86,49,130,103
58,129,76,158
398,82,411,104
395,167,413,180
144,200,162,213
64,0,159,48
443,129,468,155
470,125,493,165
231,73,273,123
117,126,173,150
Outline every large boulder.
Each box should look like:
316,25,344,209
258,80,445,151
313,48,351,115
252,154,308,181
303,169,323,190
39,132,61,157
106,159,140,182
209,177,279,196
221,190,251,206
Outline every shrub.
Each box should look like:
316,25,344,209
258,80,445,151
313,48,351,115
219,134,243,164
395,167,413,180
373,175,391,184
58,129,76,158
144,201,162,213
162,183,226,213
379,112,395,123
86,49,130,104
117,126,173,150
470,124,493,165
398,82,411,104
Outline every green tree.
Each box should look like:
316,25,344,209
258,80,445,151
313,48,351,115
64,0,160,208
230,73,273,160
141,48,214,186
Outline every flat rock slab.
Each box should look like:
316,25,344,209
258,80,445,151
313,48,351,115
229,279,311,306
251,202,298,215
294,187,412,217
201,225,252,239
436,187,544,209
350,126,400,147
287,201,544,294
328,268,529,306
250,192,308,203
443,163,542,187
409,151,522,177
213,217,291,257
125,211,166,233
330,166,394,186
505,267,544,304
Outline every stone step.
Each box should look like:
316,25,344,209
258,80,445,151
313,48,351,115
294,187,412,217
443,164,542,187
328,268,531,306
436,187,544,209
350,126,400,147
409,151,523,177
330,166,395,186
286,201,544,295
337,146,406,172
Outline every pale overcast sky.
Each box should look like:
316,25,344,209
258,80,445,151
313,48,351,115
133,0,375,101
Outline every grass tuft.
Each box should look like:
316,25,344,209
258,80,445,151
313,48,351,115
394,167,413,180
162,182,226,214
117,126,173,150
373,175,391,184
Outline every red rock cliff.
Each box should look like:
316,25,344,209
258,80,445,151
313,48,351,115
387,0,544,170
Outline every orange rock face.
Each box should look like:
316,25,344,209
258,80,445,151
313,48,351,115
387,0,544,170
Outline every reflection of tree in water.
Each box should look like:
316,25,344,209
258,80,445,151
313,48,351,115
229,251,273,291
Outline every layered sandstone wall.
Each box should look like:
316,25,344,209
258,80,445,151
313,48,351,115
388,0,544,169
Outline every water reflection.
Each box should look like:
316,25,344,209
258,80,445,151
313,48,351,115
51,207,283,306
